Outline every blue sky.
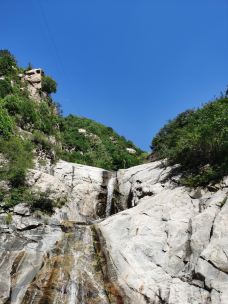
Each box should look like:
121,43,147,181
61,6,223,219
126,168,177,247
1,0,228,150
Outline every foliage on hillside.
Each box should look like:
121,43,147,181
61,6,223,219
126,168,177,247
42,75,57,94
0,50,17,76
59,115,145,170
151,97,228,186
0,51,62,211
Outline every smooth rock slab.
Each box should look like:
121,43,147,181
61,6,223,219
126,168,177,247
97,163,228,304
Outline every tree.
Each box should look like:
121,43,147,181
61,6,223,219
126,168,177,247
26,62,33,71
0,50,17,76
42,75,57,94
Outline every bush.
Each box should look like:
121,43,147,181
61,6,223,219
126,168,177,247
0,136,34,187
0,107,14,137
2,188,30,208
1,188,60,214
18,97,38,129
32,130,53,152
2,95,39,130
0,79,12,98
29,192,56,214
3,95,21,115
5,213,12,225
37,101,59,134
0,50,17,76
151,97,228,186
2,95,60,135
42,75,57,94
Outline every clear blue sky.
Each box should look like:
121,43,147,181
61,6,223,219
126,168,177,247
1,0,228,150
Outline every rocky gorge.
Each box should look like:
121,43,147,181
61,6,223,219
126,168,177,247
0,159,227,304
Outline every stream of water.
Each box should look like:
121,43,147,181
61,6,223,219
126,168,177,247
105,175,116,217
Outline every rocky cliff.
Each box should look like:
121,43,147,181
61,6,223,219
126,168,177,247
0,160,227,304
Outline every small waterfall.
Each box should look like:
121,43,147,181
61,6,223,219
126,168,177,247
105,174,116,217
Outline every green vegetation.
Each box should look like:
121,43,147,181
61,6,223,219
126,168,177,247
29,192,65,214
5,213,12,225
0,79,12,98
59,115,145,170
0,50,17,76
32,130,53,153
0,136,34,187
42,75,57,94
0,187,60,215
1,188,32,209
151,97,228,186
0,107,14,137
2,95,60,135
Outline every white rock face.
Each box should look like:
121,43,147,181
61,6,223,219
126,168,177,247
26,160,112,222
26,169,69,202
0,160,113,304
52,160,112,221
97,161,228,304
117,161,174,209
0,159,227,304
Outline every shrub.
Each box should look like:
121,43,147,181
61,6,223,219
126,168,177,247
37,101,59,135
32,130,53,152
3,95,21,115
151,97,228,186
5,213,12,225
0,50,17,76
0,79,12,98
0,107,14,137
18,97,38,129
3,95,38,130
3,95,59,135
0,136,34,187
30,192,56,214
42,75,57,94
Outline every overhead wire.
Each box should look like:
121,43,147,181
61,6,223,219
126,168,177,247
30,0,74,108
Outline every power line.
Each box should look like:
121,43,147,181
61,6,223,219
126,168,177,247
31,0,64,75
30,0,75,108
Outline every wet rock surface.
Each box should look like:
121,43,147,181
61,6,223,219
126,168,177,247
0,160,227,303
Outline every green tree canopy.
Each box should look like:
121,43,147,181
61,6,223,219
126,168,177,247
42,75,57,94
0,50,17,76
